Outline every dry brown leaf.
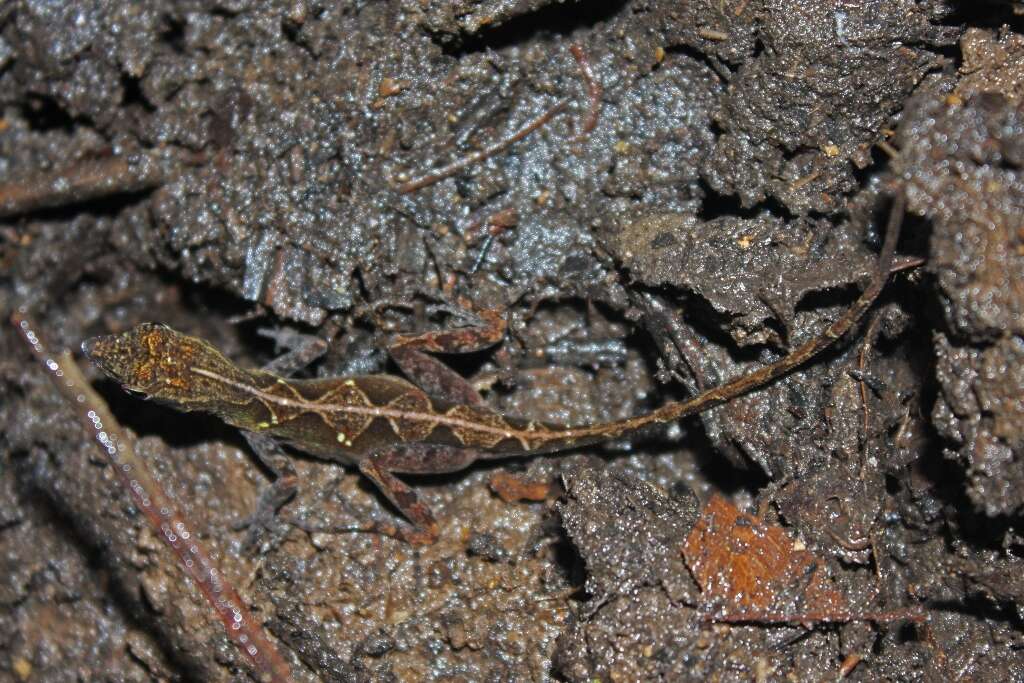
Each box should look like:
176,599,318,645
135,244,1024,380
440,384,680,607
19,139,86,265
683,494,921,624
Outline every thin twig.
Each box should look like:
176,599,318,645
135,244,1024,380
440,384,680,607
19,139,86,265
857,313,884,448
570,43,602,139
0,154,166,218
877,140,900,159
11,309,295,683
397,100,567,193
468,206,518,274
462,205,518,246
639,291,712,391
469,234,495,274
890,255,925,272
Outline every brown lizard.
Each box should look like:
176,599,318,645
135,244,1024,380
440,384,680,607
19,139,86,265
82,198,904,545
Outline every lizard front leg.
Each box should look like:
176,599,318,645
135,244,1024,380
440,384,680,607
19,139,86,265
236,327,330,548
234,431,299,549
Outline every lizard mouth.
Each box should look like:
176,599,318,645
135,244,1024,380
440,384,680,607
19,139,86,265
80,333,129,384
80,334,119,367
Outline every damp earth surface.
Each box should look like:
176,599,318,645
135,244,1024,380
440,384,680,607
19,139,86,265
2,1,1024,681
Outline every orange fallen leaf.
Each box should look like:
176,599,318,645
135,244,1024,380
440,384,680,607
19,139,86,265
682,495,922,625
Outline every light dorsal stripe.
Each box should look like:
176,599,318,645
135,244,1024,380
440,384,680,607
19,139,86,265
191,367,524,443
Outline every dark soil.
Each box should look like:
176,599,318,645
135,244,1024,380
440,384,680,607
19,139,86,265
2,1,1023,681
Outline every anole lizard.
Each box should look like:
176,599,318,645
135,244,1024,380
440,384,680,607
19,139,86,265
82,199,903,544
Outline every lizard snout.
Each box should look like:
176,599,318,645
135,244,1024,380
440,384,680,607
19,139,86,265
80,335,106,360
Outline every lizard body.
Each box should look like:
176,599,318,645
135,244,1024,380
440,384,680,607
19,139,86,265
83,199,903,543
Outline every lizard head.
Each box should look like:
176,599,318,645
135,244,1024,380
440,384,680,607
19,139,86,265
82,323,242,407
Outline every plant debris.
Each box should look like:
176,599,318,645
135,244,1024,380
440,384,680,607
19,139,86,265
682,494,922,625
2,1,1024,680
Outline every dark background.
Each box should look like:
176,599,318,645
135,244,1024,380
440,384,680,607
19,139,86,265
2,0,1023,680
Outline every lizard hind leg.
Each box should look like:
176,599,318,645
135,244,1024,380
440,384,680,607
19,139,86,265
388,305,506,407
355,443,482,545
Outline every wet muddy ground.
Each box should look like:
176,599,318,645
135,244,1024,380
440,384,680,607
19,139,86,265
1,1,1023,681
